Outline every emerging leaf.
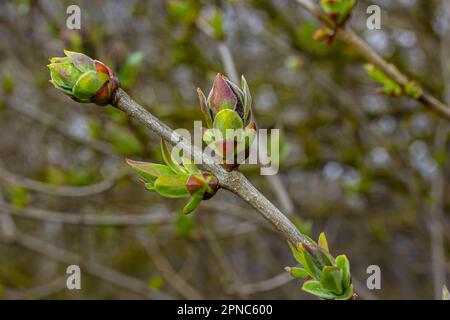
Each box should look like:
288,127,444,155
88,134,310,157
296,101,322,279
126,159,175,183
298,243,322,280
182,194,203,215
335,254,351,288
286,267,310,279
364,64,402,96
404,81,424,99
154,175,190,198
318,232,329,252
289,242,305,265
160,139,186,174
320,266,344,295
302,280,337,300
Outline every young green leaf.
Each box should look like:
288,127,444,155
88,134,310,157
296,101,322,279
302,280,337,300
182,157,201,174
320,266,343,295
318,232,329,252
364,64,402,96
154,175,190,198
298,243,322,280
197,88,213,128
126,159,175,183
336,284,354,300
404,81,423,99
335,254,351,288
288,242,305,265
241,75,252,123
286,267,310,279
182,194,203,215
144,182,155,191
160,139,187,174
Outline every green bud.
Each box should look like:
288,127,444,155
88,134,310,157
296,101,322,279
197,74,257,170
320,266,344,295
127,141,220,215
286,232,354,300
48,50,119,105
404,81,424,99
364,64,403,96
320,0,356,25
302,280,337,300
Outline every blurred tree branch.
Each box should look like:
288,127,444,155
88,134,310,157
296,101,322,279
136,230,204,299
0,202,173,226
293,0,450,120
0,164,128,197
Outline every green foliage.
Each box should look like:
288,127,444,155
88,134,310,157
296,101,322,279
168,0,198,24
364,64,402,96
320,0,356,25
45,167,97,186
4,185,29,208
207,9,225,41
286,267,309,279
295,21,329,55
2,72,15,94
174,211,197,238
148,276,165,290
127,140,219,214
118,51,144,89
107,123,144,156
404,81,424,99
286,232,354,300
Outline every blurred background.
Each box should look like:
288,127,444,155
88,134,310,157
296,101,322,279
0,0,449,299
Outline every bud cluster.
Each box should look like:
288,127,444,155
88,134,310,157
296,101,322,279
286,232,354,300
197,74,257,171
48,50,119,105
127,140,219,215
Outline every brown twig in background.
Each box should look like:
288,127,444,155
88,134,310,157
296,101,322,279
0,164,129,197
293,0,450,120
136,231,204,299
10,230,172,299
1,202,173,226
199,221,249,299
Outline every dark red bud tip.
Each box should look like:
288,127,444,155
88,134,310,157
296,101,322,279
210,73,237,114
91,76,120,105
186,175,205,194
95,60,114,77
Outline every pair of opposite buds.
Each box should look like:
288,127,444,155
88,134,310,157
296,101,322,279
48,51,257,214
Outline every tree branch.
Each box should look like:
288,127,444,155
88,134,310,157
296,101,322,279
293,0,450,120
111,88,309,248
1,202,173,226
